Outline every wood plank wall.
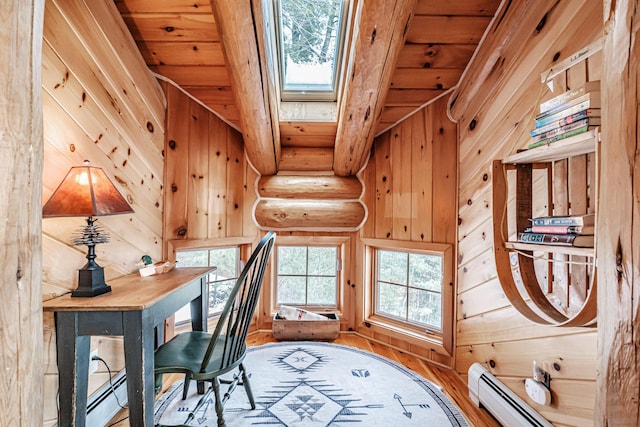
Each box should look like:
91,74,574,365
357,96,458,366
162,84,258,244
453,2,602,425
40,0,165,424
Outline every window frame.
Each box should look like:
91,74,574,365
269,0,352,102
167,237,256,326
271,235,349,314
361,238,454,356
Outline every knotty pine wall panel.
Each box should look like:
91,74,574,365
453,1,601,425
41,0,165,424
358,96,458,365
163,84,257,243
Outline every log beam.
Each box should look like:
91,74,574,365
596,0,640,424
258,175,362,199
0,0,45,425
333,0,417,176
210,0,280,175
447,0,558,123
255,200,366,230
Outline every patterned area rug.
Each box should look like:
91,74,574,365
154,341,469,426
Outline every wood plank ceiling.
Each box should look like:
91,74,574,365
116,0,500,175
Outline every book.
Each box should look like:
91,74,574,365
535,92,600,121
531,109,600,136
517,232,594,248
531,213,595,226
535,103,600,128
530,224,595,234
539,81,601,113
530,118,600,142
527,124,598,149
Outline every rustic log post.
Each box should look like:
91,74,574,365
210,0,280,175
596,0,640,425
0,0,45,425
333,0,417,176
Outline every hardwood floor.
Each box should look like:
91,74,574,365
106,331,499,426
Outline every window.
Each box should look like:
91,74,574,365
375,250,443,332
272,0,350,101
276,245,339,307
173,246,240,324
361,238,454,355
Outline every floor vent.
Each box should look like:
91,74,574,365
468,363,553,427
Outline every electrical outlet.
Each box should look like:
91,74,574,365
89,350,99,374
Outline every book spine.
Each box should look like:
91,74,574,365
527,125,595,149
532,217,586,226
531,110,593,136
535,102,597,127
531,119,589,142
518,232,576,246
530,225,590,234
536,92,600,121
539,81,600,112
539,87,586,113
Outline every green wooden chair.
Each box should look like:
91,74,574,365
154,231,276,427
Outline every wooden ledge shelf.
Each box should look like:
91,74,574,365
502,128,598,164
505,241,595,257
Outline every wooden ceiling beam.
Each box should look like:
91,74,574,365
334,0,418,177
210,0,279,175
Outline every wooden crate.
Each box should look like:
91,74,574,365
272,312,340,341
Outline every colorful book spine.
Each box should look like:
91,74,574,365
531,109,600,136
530,119,592,142
517,232,594,248
530,224,594,234
527,125,597,149
535,92,600,121
539,81,600,113
531,214,595,226
535,102,599,128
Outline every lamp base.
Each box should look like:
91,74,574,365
72,265,112,297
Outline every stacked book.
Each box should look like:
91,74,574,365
517,213,595,248
528,81,601,149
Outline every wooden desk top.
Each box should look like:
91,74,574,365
42,267,215,312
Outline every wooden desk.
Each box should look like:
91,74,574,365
43,267,214,427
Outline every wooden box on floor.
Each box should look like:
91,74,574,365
272,312,340,341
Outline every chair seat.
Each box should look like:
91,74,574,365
155,332,245,380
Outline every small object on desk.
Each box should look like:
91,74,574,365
138,260,176,277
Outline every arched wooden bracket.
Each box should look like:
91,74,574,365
491,160,597,327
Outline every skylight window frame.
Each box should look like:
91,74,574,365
271,0,351,102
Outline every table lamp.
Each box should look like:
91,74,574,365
43,162,134,297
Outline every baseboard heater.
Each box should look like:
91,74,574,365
468,363,553,427
86,370,128,427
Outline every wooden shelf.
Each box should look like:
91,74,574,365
505,241,595,257
502,128,598,164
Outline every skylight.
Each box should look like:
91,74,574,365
274,0,348,102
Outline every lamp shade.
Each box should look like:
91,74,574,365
43,164,134,218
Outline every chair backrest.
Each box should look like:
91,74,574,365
200,231,276,373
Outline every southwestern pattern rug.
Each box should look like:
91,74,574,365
154,341,469,426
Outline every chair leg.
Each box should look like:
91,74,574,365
239,362,256,409
182,372,192,400
211,378,226,427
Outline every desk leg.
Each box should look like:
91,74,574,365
56,312,90,427
123,311,155,427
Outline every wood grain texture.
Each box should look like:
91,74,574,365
254,200,366,230
211,0,279,175
454,1,602,425
0,1,45,425
258,175,362,200
334,0,418,176
596,0,640,424
41,1,166,421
